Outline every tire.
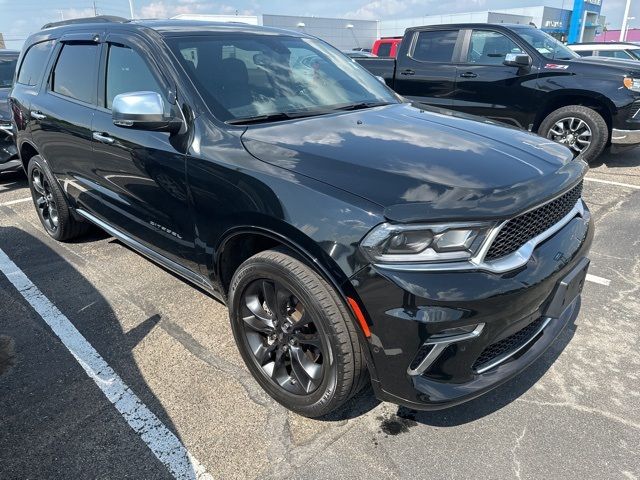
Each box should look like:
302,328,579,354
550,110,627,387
539,105,608,164
27,155,88,241
228,249,368,417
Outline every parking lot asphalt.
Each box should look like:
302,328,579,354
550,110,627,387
1,148,639,480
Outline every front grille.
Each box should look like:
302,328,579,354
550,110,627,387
485,181,583,261
472,317,545,372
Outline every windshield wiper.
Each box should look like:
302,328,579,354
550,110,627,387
226,110,332,125
226,112,294,125
332,101,392,111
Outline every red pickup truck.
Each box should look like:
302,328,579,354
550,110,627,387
371,37,402,57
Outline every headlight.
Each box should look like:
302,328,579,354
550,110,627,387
623,77,640,92
360,222,493,264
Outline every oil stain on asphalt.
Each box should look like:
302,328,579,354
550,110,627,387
0,335,16,376
378,407,418,436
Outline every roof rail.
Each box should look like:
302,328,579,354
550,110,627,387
42,15,128,30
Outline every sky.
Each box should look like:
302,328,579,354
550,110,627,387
0,0,637,49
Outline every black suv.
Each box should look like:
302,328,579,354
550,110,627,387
357,24,640,163
10,17,593,417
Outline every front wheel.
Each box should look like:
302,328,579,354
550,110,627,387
228,249,368,417
539,105,608,164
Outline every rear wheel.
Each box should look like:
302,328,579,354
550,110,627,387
539,105,608,164
27,156,88,241
228,249,368,417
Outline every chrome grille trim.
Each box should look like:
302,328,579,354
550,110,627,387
474,317,552,374
375,199,586,274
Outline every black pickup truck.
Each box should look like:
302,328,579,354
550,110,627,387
357,23,640,163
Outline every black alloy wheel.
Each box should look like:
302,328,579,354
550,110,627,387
229,249,368,417
31,165,60,234
27,155,89,241
240,278,325,395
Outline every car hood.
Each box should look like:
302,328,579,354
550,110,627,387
570,56,640,73
241,103,586,222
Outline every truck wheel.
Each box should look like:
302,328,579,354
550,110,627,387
539,105,608,164
228,249,368,417
27,155,89,241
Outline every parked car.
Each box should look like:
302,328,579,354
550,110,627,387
0,49,20,174
371,37,402,57
350,47,372,53
569,42,640,60
342,50,377,58
11,17,592,417
356,23,640,163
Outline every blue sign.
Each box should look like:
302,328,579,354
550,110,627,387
568,0,603,43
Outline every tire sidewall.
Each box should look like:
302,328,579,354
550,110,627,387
27,155,65,240
540,106,607,164
229,258,341,413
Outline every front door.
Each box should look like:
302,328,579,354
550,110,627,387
88,36,196,269
392,29,461,108
452,29,541,130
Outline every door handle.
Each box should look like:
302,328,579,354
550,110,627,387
30,111,47,120
459,72,478,78
400,69,415,76
92,132,115,144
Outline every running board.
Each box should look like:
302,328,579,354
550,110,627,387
76,209,218,298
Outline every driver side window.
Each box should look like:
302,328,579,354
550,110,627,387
467,30,523,65
106,44,163,110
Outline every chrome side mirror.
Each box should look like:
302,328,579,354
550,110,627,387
112,91,181,133
503,53,532,68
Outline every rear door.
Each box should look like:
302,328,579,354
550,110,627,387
452,28,541,129
393,28,461,108
89,34,196,269
29,35,99,187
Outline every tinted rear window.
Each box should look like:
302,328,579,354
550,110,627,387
52,43,99,104
599,50,633,59
0,56,18,88
377,43,392,57
17,41,54,86
412,30,458,62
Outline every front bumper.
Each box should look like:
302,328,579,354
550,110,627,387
350,206,593,410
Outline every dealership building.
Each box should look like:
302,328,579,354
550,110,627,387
379,1,605,44
176,1,605,52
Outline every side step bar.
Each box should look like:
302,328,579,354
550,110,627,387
76,209,219,299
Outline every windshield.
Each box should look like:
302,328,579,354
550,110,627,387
166,34,399,122
512,27,578,60
0,56,18,88
628,48,640,60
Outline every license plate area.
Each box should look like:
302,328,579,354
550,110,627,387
545,257,590,318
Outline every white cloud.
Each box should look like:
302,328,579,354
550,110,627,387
344,0,421,20
139,1,255,19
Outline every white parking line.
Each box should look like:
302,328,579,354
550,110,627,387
584,177,640,190
0,248,212,480
586,273,611,287
0,197,32,207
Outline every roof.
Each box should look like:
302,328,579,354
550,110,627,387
570,42,640,50
405,22,535,32
38,16,306,38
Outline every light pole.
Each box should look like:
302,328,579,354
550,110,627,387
128,0,135,19
620,0,632,41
